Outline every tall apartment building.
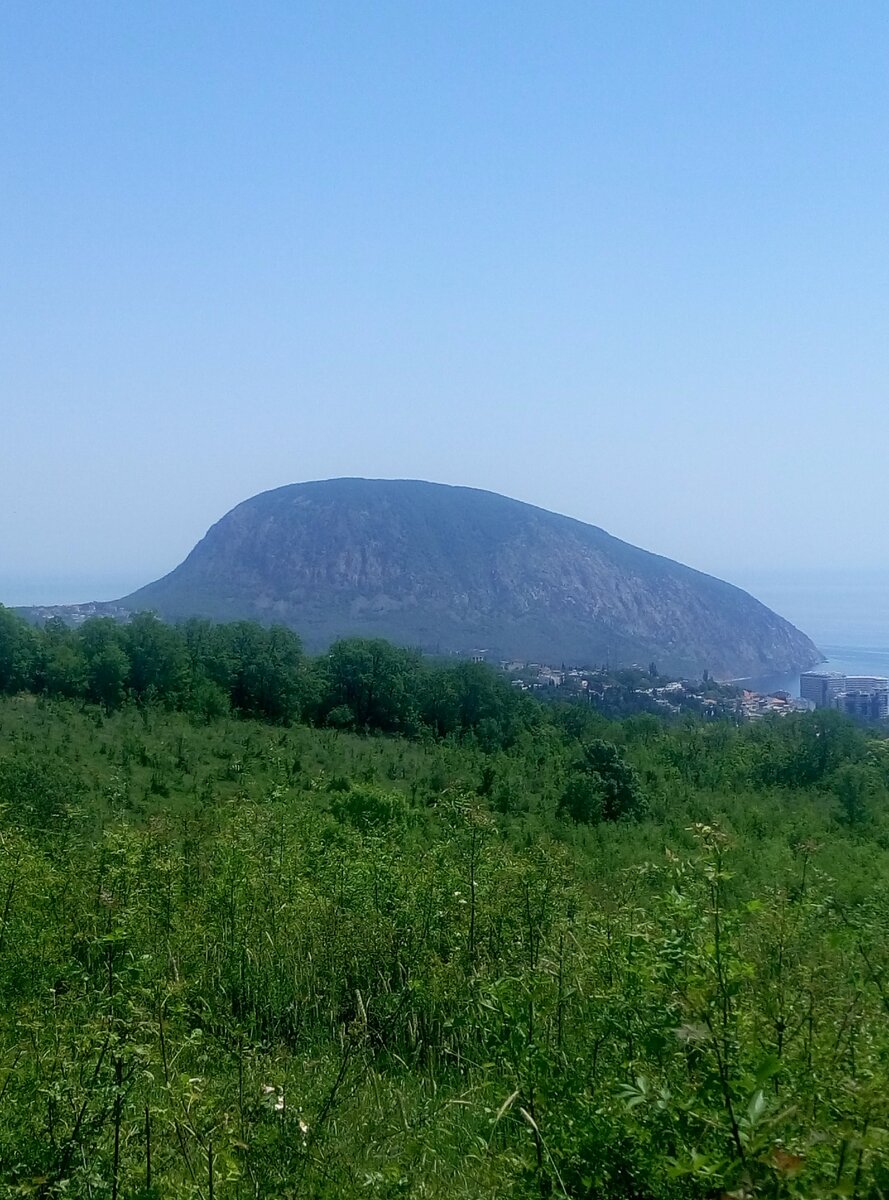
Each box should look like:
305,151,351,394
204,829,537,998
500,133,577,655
800,671,889,719
836,689,889,721
799,672,847,708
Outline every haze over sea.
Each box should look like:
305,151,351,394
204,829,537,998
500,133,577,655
731,569,889,696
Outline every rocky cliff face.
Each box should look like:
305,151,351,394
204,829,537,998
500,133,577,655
119,478,821,679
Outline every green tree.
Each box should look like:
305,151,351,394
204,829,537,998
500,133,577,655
755,709,866,789
423,660,536,747
122,612,190,705
77,618,130,709
225,622,304,722
558,738,647,822
35,617,87,698
830,760,882,827
0,606,38,694
323,638,421,733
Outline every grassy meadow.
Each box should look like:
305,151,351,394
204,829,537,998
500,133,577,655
1,615,889,1196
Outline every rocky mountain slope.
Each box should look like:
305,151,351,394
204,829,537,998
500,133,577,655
115,478,819,679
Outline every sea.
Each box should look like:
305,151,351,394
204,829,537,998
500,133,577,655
729,569,889,697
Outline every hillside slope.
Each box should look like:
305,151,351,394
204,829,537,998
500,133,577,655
117,478,819,678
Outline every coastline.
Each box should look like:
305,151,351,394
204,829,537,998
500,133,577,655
736,645,889,699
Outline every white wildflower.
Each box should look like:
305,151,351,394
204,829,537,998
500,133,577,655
261,1084,285,1113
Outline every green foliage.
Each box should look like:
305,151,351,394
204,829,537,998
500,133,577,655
38,618,88,698
0,609,537,744
0,604,39,692
321,637,421,732
223,621,305,722
0,748,81,829
2,700,889,1198
3,615,889,1195
558,737,647,822
329,781,412,828
79,618,131,709
123,611,190,705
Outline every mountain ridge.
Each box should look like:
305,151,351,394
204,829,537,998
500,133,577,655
106,477,820,679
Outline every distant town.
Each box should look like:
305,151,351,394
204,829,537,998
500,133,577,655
480,653,889,724
799,671,889,719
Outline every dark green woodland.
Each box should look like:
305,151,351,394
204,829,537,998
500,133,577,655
1,604,888,1197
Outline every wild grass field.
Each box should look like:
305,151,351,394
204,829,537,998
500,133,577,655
0,698,887,1198
2,612,889,1197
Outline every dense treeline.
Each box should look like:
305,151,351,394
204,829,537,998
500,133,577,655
2,604,888,833
0,606,537,743
5,605,885,831
3,604,889,1196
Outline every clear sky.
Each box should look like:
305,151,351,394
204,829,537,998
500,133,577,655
3,1,889,607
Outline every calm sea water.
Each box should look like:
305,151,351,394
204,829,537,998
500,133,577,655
729,569,889,696
0,574,147,609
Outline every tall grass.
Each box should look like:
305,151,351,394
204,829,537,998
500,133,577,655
1,697,889,1196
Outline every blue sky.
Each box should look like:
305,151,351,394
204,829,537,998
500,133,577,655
3,1,889,606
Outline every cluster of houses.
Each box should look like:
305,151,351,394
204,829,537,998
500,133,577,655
493,658,744,716
15,600,126,627
738,690,814,720
477,652,821,723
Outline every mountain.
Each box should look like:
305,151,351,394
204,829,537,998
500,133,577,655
113,478,819,679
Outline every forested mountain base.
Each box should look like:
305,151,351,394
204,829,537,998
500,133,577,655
2,615,889,1195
